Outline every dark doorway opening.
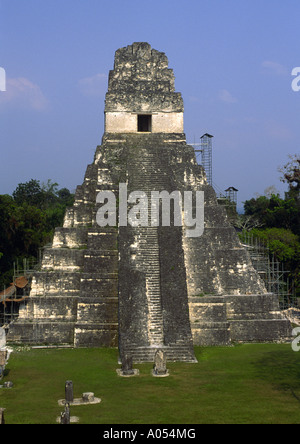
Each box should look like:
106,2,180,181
138,115,152,132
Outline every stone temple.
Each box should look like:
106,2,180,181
7,42,291,361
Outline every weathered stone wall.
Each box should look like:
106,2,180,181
105,111,184,134
105,42,184,136
52,227,88,248
74,226,119,347
189,294,290,345
8,296,77,344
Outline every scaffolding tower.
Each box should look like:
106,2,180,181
0,258,38,328
200,133,213,186
190,133,213,187
225,187,239,205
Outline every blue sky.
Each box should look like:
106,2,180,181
0,0,299,210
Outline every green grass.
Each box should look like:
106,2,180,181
1,343,300,424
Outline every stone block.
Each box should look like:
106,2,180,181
74,323,118,347
76,299,118,323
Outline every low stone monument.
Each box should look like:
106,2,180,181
121,355,134,375
0,351,6,366
60,403,70,424
0,350,7,380
117,354,139,377
0,408,5,424
58,392,101,406
58,381,101,406
0,327,6,350
65,380,74,403
82,392,95,403
152,349,169,377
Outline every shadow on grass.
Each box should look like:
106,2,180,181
253,349,300,401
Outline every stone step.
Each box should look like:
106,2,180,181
133,225,164,345
122,345,197,363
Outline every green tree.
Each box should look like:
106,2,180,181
12,179,43,207
249,228,300,262
244,155,300,233
247,227,300,297
40,179,59,208
279,154,300,193
0,180,74,289
244,193,299,234
242,155,300,298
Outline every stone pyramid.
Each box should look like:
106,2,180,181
7,43,291,361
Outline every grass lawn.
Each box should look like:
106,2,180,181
1,343,300,424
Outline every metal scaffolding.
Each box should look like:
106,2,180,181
190,133,213,187
200,133,213,186
241,232,297,311
0,258,38,328
225,186,239,205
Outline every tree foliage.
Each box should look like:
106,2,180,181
249,228,300,263
244,194,300,235
279,154,300,193
241,155,300,297
12,179,73,210
0,180,74,289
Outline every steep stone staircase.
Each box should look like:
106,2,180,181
128,144,165,348
119,135,196,362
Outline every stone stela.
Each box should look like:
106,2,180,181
0,327,6,350
65,380,74,404
117,354,139,377
0,408,5,424
121,355,134,376
60,404,70,425
152,349,169,377
7,42,291,361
